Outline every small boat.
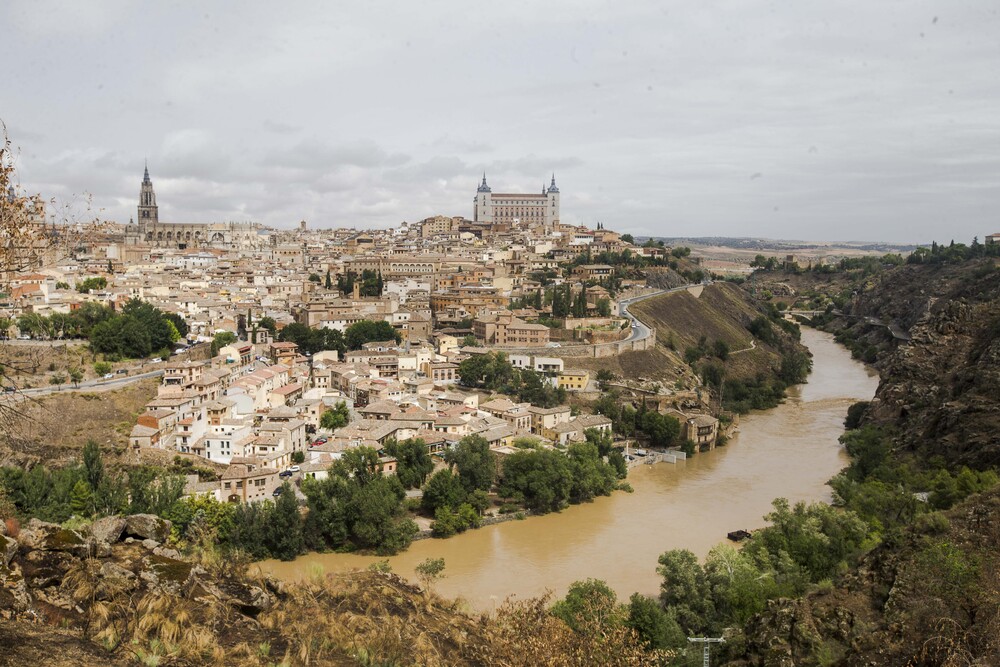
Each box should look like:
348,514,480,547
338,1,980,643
727,529,752,542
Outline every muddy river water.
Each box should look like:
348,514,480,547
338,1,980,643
260,328,879,611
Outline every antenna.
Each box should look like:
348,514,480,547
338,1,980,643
687,636,725,667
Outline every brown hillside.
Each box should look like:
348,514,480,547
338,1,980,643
0,379,159,468
631,282,795,382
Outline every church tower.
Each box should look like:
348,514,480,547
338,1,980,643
545,173,560,231
473,173,492,224
138,163,158,230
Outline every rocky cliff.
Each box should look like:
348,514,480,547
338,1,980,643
738,258,1000,666
822,261,1000,469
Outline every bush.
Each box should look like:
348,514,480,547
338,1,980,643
844,401,869,430
914,511,950,535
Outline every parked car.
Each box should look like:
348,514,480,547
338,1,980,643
278,470,293,478
116,369,128,375
288,465,301,473
2,386,15,393
272,487,283,497
150,357,162,363
103,373,114,380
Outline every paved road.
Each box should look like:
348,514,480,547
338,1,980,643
618,282,707,343
0,338,90,347
5,369,164,401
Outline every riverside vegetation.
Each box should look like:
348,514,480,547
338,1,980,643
0,429,626,564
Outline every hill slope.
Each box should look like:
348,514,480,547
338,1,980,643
739,258,1000,666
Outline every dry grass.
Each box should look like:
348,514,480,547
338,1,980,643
23,555,676,667
0,379,158,467
632,282,788,382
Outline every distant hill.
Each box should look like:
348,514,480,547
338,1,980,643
638,236,918,254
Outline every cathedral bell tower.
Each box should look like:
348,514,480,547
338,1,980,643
138,162,158,230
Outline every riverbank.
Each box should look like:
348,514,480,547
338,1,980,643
260,328,878,611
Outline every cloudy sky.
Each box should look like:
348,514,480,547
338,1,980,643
4,1,999,243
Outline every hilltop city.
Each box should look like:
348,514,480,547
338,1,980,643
2,167,728,507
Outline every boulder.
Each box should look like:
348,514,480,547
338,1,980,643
0,534,17,567
215,579,274,616
123,514,171,542
143,553,194,594
89,516,126,544
99,561,136,582
141,539,160,550
18,521,92,559
152,546,181,560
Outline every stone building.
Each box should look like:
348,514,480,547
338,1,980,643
124,165,261,249
473,174,560,231
473,311,550,347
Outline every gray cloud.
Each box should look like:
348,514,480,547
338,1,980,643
2,0,999,242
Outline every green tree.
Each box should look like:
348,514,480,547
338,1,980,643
566,441,617,502
626,594,685,650
164,312,189,339
319,401,350,430
348,475,417,554
266,482,304,560
82,440,104,492
334,446,382,486
344,319,400,350
551,579,622,635
210,331,238,356
704,544,777,626
414,557,446,590
278,322,345,356
68,366,83,387
76,276,107,293
93,361,112,376
499,448,573,514
657,549,715,634
422,469,467,514
595,369,615,390
639,411,680,447
744,498,868,586
384,439,434,489
69,479,93,516
444,435,495,494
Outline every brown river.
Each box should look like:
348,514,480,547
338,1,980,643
260,328,879,611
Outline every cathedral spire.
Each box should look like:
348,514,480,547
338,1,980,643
547,173,559,193
477,172,491,193
138,162,158,227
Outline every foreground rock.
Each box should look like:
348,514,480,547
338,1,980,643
123,514,171,542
